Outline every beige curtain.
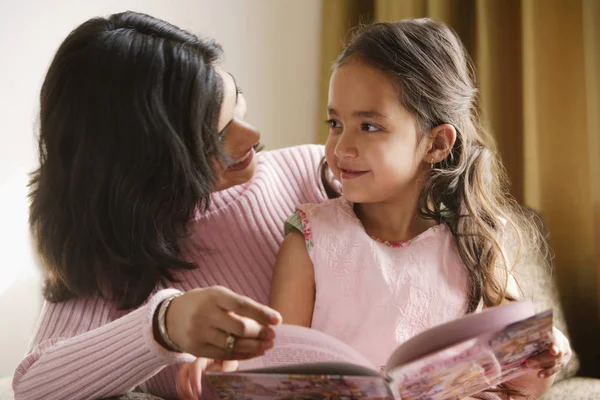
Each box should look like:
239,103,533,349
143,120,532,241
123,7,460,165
318,0,600,374
317,0,374,144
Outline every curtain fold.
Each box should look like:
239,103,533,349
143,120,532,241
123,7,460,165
521,2,600,360
318,0,600,376
317,0,373,142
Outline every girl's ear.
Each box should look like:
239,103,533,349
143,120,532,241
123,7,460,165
424,124,457,165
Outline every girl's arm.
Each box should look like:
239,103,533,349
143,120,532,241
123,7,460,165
269,230,316,327
497,268,571,398
501,327,571,398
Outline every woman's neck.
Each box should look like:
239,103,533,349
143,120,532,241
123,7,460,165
353,187,436,243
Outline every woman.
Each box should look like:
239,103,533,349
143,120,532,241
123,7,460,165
12,11,326,400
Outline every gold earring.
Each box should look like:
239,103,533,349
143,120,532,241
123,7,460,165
430,157,434,169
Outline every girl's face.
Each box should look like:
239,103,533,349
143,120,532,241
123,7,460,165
325,61,432,204
212,69,260,192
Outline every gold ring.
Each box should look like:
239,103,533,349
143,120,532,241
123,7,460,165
225,334,236,353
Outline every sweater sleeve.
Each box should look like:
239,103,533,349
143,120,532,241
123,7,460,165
12,288,194,400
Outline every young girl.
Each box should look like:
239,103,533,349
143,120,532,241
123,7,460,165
269,19,571,399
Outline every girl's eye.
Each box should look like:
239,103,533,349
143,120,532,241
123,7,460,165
326,119,341,129
361,123,380,132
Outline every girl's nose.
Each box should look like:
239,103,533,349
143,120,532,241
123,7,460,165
334,131,358,159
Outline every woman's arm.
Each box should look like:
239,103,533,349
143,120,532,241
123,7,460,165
12,289,191,400
13,286,280,400
269,230,316,327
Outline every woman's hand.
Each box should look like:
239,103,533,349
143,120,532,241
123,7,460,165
165,286,281,359
176,358,239,400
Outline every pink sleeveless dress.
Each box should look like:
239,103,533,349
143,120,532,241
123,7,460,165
287,197,470,369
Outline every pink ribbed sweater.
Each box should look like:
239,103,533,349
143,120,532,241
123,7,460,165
12,145,327,400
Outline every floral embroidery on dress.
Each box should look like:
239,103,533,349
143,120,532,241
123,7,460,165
370,225,439,248
339,199,441,248
296,208,314,250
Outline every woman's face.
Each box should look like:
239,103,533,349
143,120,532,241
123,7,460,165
212,69,260,192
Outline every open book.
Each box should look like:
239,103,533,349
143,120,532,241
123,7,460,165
207,301,553,399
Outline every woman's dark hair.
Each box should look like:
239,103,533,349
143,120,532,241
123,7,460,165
29,11,226,309
322,19,549,315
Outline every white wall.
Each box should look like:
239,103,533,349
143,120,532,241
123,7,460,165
0,0,321,378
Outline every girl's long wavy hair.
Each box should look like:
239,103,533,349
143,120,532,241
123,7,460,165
322,19,549,314
29,12,227,309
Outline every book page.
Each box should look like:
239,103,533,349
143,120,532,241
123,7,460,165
386,300,535,371
207,373,393,400
387,310,553,400
239,324,376,373
207,325,390,399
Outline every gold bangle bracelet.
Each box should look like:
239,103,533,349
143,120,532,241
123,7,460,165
157,293,183,353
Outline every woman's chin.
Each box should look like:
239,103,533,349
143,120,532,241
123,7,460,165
213,158,257,192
